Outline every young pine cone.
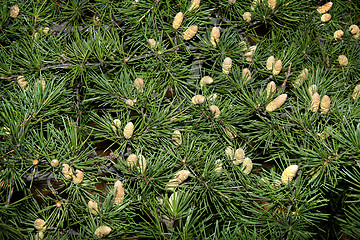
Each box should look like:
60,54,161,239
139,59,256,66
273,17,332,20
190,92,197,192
34,219,46,231
88,201,99,215
244,45,257,62
62,164,73,180
17,76,27,88
214,159,223,173
172,12,183,30
95,226,112,238
127,154,138,169
134,78,144,91
123,122,134,139
294,68,309,87
349,25,360,39
183,25,198,40
311,92,321,112
114,181,124,205
266,56,275,71
73,170,84,184
317,2,333,14
167,170,190,191
222,57,232,74
268,0,276,10
243,12,251,23
320,95,330,114
266,94,287,112
272,60,282,75
352,85,360,100
242,68,251,82
241,157,253,175
233,148,245,165
308,84,317,96
209,105,220,118
200,76,213,86
172,130,182,146
281,165,298,185
10,5,19,18
333,30,344,40
189,0,200,11
266,81,276,98
338,55,348,66
192,95,205,104
137,155,147,174
225,146,234,159
321,13,331,22
210,27,220,47
51,159,59,167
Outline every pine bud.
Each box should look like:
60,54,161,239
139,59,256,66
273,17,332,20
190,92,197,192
137,154,147,174
189,0,200,11
321,13,331,22
34,219,46,231
222,57,232,74
10,6,19,18
209,105,220,118
167,170,190,191
242,68,251,82
148,39,157,49
210,27,220,47
308,84,317,96
352,85,360,100
317,2,333,14
214,159,223,173
17,76,27,88
173,130,182,146
73,170,84,184
294,68,309,87
266,81,276,98
35,231,44,240
333,30,344,40
50,159,59,167
243,12,251,23
134,78,144,91
113,119,121,128
42,27,50,34
88,201,99,215
349,25,360,38
241,157,253,175
225,146,234,159
95,226,112,238
233,148,245,165
114,181,124,205
244,45,257,62
338,55,348,66
62,164,73,180
320,95,330,114
127,154,138,168
192,95,205,104
311,92,321,112
183,25,198,40
268,0,276,10
200,76,213,86
272,60,282,75
172,12,183,30
266,94,287,112
281,165,298,185
123,122,134,139
266,56,275,71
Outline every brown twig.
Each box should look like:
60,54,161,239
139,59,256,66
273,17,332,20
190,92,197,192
0,75,18,80
281,62,292,91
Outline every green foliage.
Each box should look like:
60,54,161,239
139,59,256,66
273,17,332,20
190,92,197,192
1,0,360,239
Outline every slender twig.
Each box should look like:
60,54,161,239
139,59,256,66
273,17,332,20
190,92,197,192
0,75,17,80
5,180,14,207
281,62,292,91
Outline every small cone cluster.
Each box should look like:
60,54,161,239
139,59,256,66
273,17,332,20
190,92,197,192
124,122,134,139
172,12,183,30
209,105,220,118
73,170,84,184
241,157,253,175
333,30,344,40
114,180,124,205
242,68,251,82
95,226,112,238
127,154,147,174
233,148,245,165
311,92,321,112
62,164,73,180
320,95,331,114
317,2,333,14
338,55,348,66
243,12,251,23
352,85,360,100
172,130,182,146
210,27,220,47
294,68,309,87
88,201,99,215
192,94,205,104
222,57,232,74
10,6,19,18
183,25,198,40
167,170,190,191
321,14,331,22
266,56,282,75
266,94,287,112
349,25,360,39
200,76,213,86
281,165,299,185
266,81,276,98
266,56,275,71
134,78,144,91
34,218,46,240
189,0,200,11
